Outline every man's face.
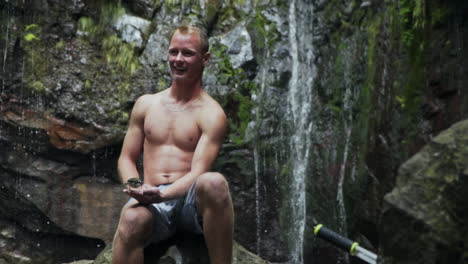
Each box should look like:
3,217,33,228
168,31,209,82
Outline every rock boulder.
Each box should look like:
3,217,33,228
380,119,468,263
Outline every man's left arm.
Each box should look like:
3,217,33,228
146,107,227,201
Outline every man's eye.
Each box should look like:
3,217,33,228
169,50,178,55
183,52,194,56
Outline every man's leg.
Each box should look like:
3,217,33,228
112,200,154,264
196,172,234,264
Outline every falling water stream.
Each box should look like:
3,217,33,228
253,146,261,254
287,0,315,262
1,3,10,92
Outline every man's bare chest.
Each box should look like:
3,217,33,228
143,108,201,150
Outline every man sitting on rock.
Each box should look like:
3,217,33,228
112,24,234,264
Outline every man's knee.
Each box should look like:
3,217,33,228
116,206,153,243
196,172,231,206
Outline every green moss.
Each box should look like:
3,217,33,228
118,82,130,99
166,0,179,9
246,9,280,63
77,1,141,104
210,42,257,145
84,80,92,91
396,0,428,114
78,1,140,78
324,42,346,114
78,17,99,38
226,80,257,145
31,81,45,94
365,16,381,93
230,86,255,144
102,34,140,75
157,78,169,91
109,109,130,125
23,24,41,43
24,33,40,42
22,23,49,95
55,40,65,50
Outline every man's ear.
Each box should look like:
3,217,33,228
203,52,210,66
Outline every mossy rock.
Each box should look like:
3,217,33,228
92,234,268,264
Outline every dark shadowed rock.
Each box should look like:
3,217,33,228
89,235,268,264
122,0,162,20
380,119,468,264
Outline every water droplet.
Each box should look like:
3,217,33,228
97,244,101,248
37,243,40,247
26,194,31,198
46,221,50,225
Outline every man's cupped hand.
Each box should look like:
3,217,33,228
123,184,164,205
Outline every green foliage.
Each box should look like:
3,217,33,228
365,16,381,94
166,0,179,7
157,78,169,91
31,81,45,93
109,109,130,125
78,1,125,40
431,5,448,27
399,0,425,47
396,0,428,114
77,0,141,92
24,33,40,42
210,42,257,145
55,40,65,50
395,95,406,109
25,24,39,31
246,9,280,63
84,80,92,90
102,34,140,75
22,24,48,94
78,17,100,38
118,82,130,100
24,24,41,42
229,82,256,144
100,1,125,25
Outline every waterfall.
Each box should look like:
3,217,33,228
1,5,10,92
253,146,261,254
336,125,351,263
287,0,315,262
253,22,270,257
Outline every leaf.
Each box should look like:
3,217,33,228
25,24,39,31
24,33,40,42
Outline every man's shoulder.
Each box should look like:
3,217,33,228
200,92,226,118
198,92,227,133
134,91,166,107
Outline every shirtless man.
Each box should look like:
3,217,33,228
111,24,233,264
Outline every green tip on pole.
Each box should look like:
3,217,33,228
314,224,323,236
350,242,359,255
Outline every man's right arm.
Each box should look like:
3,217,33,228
117,95,147,184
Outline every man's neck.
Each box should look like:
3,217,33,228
170,79,203,102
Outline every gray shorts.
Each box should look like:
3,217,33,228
128,182,203,246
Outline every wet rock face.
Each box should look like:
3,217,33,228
381,119,468,264
0,215,103,264
0,0,271,262
88,237,268,264
1,0,468,263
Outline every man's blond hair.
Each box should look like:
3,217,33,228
170,24,209,54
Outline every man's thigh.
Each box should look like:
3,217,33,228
178,181,203,234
